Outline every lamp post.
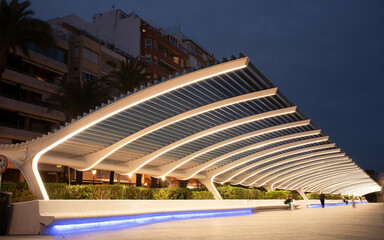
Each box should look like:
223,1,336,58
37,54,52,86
92,170,97,184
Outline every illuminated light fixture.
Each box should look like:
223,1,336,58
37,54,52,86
81,88,277,171
92,170,97,175
162,176,166,181
125,107,297,176
56,165,62,168
32,58,249,200
161,120,311,179
44,209,255,235
128,173,133,178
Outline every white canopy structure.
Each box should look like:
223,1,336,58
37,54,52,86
0,57,380,200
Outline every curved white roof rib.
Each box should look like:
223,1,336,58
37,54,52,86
307,178,373,193
302,173,364,192
245,156,350,187
242,152,345,185
285,169,370,193
122,107,298,176
159,120,311,178
218,148,345,185
0,57,379,200
272,165,359,190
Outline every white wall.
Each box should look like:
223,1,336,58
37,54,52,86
93,10,141,57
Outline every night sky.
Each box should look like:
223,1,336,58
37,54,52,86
29,0,384,173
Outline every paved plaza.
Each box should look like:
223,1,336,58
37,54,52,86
1,203,383,240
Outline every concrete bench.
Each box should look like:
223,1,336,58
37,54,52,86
252,204,300,212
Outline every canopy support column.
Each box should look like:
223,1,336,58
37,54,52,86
201,179,222,200
18,158,45,200
297,188,309,205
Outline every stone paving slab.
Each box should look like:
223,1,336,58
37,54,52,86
1,203,383,240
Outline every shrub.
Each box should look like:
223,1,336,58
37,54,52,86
136,187,153,199
45,183,70,199
152,188,192,199
2,181,341,201
306,192,319,200
10,189,37,203
217,185,264,199
0,181,37,203
191,191,214,199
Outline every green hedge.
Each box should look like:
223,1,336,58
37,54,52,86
0,181,344,202
306,192,343,200
0,181,37,203
217,185,262,199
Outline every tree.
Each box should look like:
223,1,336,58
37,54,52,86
104,56,151,95
48,78,111,184
50,79,111,121
0,0,55,79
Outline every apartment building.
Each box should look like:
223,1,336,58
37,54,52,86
1,9,214,187
50,9,215,81
0,32,69,182
49,15,126,85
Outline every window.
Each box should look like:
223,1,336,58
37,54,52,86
153,40,158,50
173,56,179,64
81,70,97,81
83,48,98,64
73,47,79,58
106,60,117,68
145,55,152,65
145,39,152,49
153,57,157,67
27,43,67,63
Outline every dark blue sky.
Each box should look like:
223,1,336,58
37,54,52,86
30,0,384,173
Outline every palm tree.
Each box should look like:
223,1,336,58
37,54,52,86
0,0,55,79
49,78,111,185
50,78,111,121
102,56,151,185
104,56,152,95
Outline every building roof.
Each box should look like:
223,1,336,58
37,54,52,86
1,57,380,200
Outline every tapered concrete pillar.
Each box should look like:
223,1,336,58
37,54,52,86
297,188,309,205
18,158,45,200
263,183,273,191
201,179,222,200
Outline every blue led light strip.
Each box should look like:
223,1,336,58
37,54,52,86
44,208,254,235
307,201,369,208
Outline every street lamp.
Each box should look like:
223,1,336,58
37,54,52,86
92,170,97,184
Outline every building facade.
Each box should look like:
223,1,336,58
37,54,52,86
1,9,215,188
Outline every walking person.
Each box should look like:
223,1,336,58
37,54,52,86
352,198,356,208
319,191,325,208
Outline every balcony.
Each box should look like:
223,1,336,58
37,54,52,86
0,125,44,141
0,96,65,122
2,69,61,94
